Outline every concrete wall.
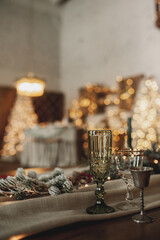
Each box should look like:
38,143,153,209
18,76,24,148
0,0,60,91
60,0,160,109
0,0,160,110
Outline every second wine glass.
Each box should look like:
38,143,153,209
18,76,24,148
115,149,144,211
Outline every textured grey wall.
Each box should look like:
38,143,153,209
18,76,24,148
0,0,160,111
60,0,160,109
0,0,60,91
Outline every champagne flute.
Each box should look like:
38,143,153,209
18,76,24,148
130,167,153,223
86,129,115,214
115,149,144,211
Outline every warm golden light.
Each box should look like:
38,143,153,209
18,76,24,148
120,93,130,100
114,98,120,105
113,135,120,142
1,95,37,158
128,87,135,95
9,234,26,240
83,142,88,149
79,98,90,107
15,77,45,97
126,78,133,85
104,98,111,105
153,159,159,164
132,78,160,149
75,119,82,127
116,76,123,82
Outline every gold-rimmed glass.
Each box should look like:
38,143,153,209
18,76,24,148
86,129,115,214
115,149,144,211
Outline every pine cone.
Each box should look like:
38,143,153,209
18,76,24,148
24,178,48,192
28,170,37,179
38,174,52,182
16,168,25,175
6,176,16,187
62,180,73,193
54,174,67,187
15,168,26,182
16,173,26,182
14,190,30,200
53,168,64,177
48,186,61,196
47,179,56,187
0,179,9,190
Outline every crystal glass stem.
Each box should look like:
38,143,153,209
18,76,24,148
126,183,134,204
95,180,105,205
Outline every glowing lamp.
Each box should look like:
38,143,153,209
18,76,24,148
15,76,45,97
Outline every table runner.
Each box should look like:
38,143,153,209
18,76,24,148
0,175,160,240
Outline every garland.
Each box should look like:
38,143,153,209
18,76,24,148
0,168,73,200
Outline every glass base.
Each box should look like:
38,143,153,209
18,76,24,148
132,214,153,223
86,203,115,214
116,202,138,211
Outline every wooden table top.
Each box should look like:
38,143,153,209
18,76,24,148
2,167,159,240
9,207,158,240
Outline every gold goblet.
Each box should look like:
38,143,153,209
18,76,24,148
86,129,115,214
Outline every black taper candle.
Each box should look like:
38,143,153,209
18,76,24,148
127,117,132,148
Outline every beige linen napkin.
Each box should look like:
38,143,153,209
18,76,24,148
0,175,160,240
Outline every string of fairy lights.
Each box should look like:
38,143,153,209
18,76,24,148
69,76,160,153
69,76,143,150
1,75,160,159
1,75,45,159
1,95,38,158
132,78,160,150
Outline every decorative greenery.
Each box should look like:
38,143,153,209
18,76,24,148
68,170,93,188
144,143,160,173
0,167,73,200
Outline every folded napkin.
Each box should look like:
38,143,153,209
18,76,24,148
0,175,160,240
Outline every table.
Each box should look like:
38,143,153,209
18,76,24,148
1,168,160,240
20,126,77,168
14,208,160,240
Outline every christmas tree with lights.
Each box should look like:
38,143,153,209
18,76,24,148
1,95,37,159
132,78,160,150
